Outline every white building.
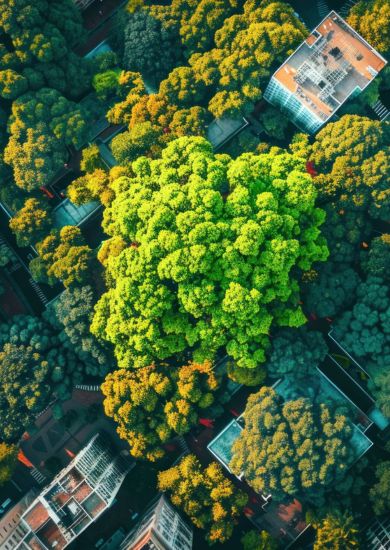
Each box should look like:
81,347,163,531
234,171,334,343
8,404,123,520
120,495,193,550
264,11,387,133
14,434,132,550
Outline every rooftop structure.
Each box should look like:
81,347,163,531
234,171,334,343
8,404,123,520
120,495,193,550
0,491,37,550
207,117,249,150
365,515,390,549
15,434,131,550
264,11,387,133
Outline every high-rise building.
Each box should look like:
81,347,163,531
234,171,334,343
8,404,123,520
14,434,132,550
365,515,390,549
264,11,387,133
120,495,193,550
0,490,37,550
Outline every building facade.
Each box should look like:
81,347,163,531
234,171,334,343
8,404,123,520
365,516,390,549
0,491,37,550
14,434,131,550
120,495,193,550
264,11,387,133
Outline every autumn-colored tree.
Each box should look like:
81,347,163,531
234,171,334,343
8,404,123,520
9,198,52,247
80,144,105,173
92,137,328,370
101,360,220,461
158,454,247,544
347,0,390,53
0,443,18,486
230,386,353,502
30,226,95,287
110,122,162,165
313,510,360,549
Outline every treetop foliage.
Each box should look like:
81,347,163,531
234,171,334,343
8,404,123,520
158,454,248,544
102,360,220,461
91,137,328,370
347,0,390,54
230,386,353,501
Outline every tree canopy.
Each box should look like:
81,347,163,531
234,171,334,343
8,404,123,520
0,443,18,487
347,0,390,54
91,137,328,370
230,386,353,501
101,360,220,461
369,461,390,516
158,454,247,544
9,198,52,247
30,226,96,288
313,510,360,550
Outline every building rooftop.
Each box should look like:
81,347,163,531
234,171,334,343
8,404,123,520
270,11,386,123
16,434,131,550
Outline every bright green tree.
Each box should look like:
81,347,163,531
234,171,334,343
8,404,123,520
158,454,248,544
92,137,328,370
230,386,353,502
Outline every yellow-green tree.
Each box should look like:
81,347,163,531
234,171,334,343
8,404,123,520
158,454,248,544
0,443,18,486
91,137,328,370
9,198,52,247
230,386,354,503
347,0,390,53
101,360,220,461
313,510,360,549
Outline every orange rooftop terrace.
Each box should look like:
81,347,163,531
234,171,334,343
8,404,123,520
264,11,387,133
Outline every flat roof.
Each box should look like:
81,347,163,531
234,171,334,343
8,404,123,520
273,11,387,121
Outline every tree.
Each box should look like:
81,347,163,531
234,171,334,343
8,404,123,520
92,137,328,370
302,261,361,318
347,0,390,54
92,69,121,101
110,122,162,165
369,461,390,515
310,116,389,222
0,243,15,267
0,313,99,440
30,226,96,288
0,0,89,100
123,11,182,82
9,198,52,247
101,360,220,461
333,276,389,372
4,89,88,190
158,454,247,544
241,530,278,550
159,66,208,108
46,285,114,377
230,386,353,502
265,328,328,379
362,233,390,280
0,443,18,486
67,169,114,207
191,1,308,118
0,343,53,440
80,144,105,173
313,510,360,549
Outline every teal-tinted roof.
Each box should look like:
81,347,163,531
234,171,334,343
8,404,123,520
53,199,100,228
207,419,242,471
